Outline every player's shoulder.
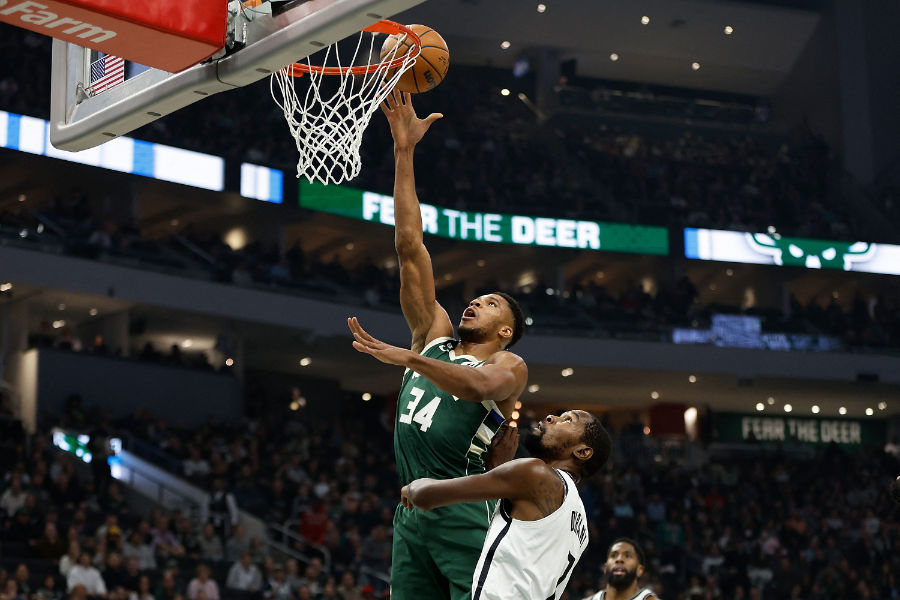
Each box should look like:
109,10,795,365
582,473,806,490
485,349,527,369
503,458,560,485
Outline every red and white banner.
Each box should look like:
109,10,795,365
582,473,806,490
0,0,226,72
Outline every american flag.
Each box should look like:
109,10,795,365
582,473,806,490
89,54,125,95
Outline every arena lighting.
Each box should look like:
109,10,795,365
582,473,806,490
57,303,66,311
512,410,520,420
515,401,522,410
536,3,546,13
641,15,650,25
362,393,372,401
181,339,193,348
528,384,540,393
643,426,651,435
839,407,847,415
724,25,734,35
88,308,98,316
561,368,574,377
812,405,820,414
609,53,619,62
0,283,12,292
650,391,660,400
500,88,511,96
767,396,776,405
52,320,65,329
866,408,874,416
299,357,311,366
756,403,765,411
289,401,300,411
691,62,701,71
688,375,697,383
477,259,486,267
224,358,234,367
524,317,534,326
879,402,888,410
0,110,224,191
500,40,511,50
784,404,793,413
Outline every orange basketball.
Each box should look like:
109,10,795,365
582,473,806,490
380,24,449,94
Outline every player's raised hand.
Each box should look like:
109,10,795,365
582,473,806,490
380,88,442,150
485,424,520,470
348,316,412,366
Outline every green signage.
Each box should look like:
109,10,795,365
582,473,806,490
300,182,669,255
714,413,886,447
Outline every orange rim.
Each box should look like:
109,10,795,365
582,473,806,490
286,20,422,78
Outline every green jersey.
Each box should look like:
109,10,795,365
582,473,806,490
394,336,507,487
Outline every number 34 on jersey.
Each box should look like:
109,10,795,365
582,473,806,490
399,386,445,432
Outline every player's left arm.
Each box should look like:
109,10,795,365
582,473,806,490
348,317,527,405
401,458,554,511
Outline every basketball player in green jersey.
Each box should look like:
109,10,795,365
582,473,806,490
346,89,529,600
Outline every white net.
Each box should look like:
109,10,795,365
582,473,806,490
270,27,418,185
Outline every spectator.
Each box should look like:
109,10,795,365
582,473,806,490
103,552,129,591
359,525,390,575
186,565,218,600
336,571,361,600
263,565,291,600
59,540,82,576
10,566,28,599
123,528,157,570
0,476,26,516
182,446,210,481
151,514,185,560
195,523,223,561
224,523,249,562
32,522,67,560
67,552,107,597
153,570,180,600
129,575,153,600
206,477,238,539
225,551,263,593
36,574,63,600
0,580,24,600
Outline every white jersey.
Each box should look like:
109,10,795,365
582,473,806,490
585,588,656,600
472,469,588,600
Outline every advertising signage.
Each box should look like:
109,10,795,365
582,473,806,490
714,413,886,447
684,228,900,275
300,182,669,255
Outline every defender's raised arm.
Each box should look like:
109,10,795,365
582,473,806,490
380,90,450,353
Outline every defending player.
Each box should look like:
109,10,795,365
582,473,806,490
584,538,659,600
400,410,611,600
346,89,529,600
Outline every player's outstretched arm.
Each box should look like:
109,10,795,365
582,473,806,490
348,317,526,403
380,89,450,353
401,458,558,512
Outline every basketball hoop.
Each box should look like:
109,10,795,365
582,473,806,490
270,20,421,185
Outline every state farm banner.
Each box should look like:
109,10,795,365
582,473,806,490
714,412,887,447
684,228,900,275
0,0,225,72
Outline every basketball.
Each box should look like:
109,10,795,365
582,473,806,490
380,24,450,94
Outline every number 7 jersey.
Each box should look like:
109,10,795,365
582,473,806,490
394,336,507,487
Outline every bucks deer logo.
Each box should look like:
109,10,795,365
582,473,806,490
746,233,874,270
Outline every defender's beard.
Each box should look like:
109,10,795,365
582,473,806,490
521,428,556,461
607,567,638,590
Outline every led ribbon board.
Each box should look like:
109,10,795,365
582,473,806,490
684,228,900,275
714,413,886,447
300,182,669,255
0,109,224,191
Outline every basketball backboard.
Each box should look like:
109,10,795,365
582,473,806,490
50,0,425,152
